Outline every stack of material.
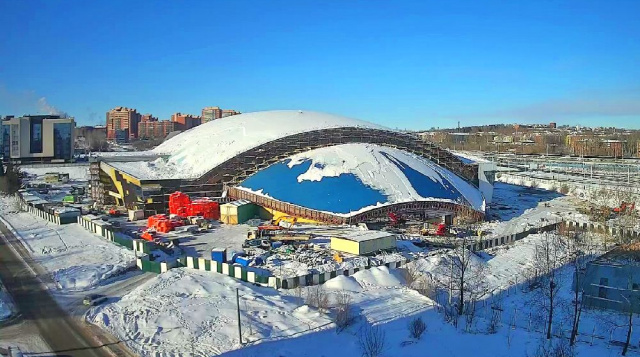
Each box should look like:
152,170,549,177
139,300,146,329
169,191,220,220
147,214,184,233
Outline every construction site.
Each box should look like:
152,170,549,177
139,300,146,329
80,110,497,278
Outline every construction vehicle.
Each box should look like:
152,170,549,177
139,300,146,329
388,212,407,227
421,223,449,236
108,207,122,217
614,201,636,214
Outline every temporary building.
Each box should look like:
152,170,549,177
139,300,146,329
220,200,257,225
330,230,397,256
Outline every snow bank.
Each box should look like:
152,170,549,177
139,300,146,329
352,266,405,288
0,211,136,291
323,275,363,292
110,110,385,180
88,268,333,357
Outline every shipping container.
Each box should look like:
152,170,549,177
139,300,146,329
220,200,257,225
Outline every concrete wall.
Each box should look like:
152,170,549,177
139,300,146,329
580,262,640,312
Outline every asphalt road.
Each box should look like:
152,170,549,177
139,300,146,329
0,220,122,357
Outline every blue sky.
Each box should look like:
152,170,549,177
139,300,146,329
1,0,639,129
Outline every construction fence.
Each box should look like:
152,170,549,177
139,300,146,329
18,196,80,225
179,255,274,286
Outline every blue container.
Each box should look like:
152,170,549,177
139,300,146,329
235,256,251,267
211,248,227,263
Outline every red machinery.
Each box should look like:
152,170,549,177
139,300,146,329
388,212,407,226
169,192,220,220
614,201,636,214
421,223,449,236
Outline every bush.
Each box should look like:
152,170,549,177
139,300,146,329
560,184,569,195
408,317,426,339
334,291,354,331
307,285,329,312
359,324,386,357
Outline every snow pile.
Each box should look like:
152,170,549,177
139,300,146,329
351,266,405,288
239,143,485,215
323,275,363,292
0,211,136,291
110,110,385,180
88,268,333,356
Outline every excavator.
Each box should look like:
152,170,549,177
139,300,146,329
256,215,298,235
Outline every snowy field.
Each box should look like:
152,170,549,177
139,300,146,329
0,195,136,291
88,268,334,357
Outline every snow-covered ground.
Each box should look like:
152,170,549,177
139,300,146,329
88,268,335,357
0,195,136,291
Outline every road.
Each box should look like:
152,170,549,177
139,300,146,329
0,219,132,357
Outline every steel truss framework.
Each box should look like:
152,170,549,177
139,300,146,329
96,127,480,217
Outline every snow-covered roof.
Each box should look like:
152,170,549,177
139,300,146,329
333,230,396,242
106,110,385,180
221,199,253,207
239,143,486,215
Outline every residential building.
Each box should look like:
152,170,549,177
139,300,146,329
201,106,240,123
138,120,177,139
141,114,157,122
549,122,557,129
221,109,240,118
106,107,141,140
171,112,201,130
201,106,222,123
1,115,75,162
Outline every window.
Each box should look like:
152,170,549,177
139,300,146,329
53,123,72,160
600,277,608,286
30,118,43,153
599,287,608,299
632,283,639,291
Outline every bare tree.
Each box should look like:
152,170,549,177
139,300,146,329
447,236,488,317
359,324,386,357
307,285,329,312
530,231,568,339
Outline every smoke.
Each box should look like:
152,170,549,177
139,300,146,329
37,97,68,118
0,85,69,118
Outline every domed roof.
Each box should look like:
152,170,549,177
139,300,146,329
238,143,485,215
115,110,386,180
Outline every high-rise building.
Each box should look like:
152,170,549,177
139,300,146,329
138,120,177,139
171,113,201,130
221,109,240,118
201,106,222,123
201,106,240,123
141,114,158,122
106,107,141,140
1,115,75,162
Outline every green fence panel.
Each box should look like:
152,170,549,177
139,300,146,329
241,269,248,282
141,259,162,273
204,259,211,271
114,233,134,250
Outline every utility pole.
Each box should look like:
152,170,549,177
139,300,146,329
236,288,242,345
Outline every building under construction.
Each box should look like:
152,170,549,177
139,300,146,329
90,110,494,224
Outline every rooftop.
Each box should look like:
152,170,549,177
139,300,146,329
333,230,395,242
